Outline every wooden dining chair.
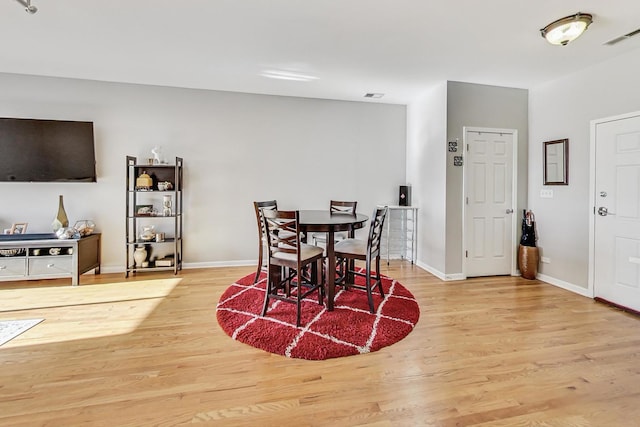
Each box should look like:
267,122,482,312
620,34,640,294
334,206,388,313
253,200,278,284
311,200,358,246
262,209,325,327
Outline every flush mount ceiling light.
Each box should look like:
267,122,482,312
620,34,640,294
15,0,37,14
541,12,592,45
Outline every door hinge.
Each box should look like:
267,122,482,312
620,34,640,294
466,197,469,205
465,250,468,258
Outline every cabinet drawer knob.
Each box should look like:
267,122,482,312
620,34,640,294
0,265,6,270
47,263,55,268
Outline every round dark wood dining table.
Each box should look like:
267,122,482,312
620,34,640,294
298,210,369,311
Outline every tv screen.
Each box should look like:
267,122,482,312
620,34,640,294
0,118,96,182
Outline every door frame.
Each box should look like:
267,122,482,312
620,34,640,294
462,126,519,278
588,110,640,298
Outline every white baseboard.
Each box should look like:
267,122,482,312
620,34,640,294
415,261,465,281
536,273,592,298
183,261,254,269
97,265,122,274
95,260,255,275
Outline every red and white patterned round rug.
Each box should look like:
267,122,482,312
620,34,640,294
216,270,420,360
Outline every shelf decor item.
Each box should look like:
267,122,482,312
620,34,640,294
73,220,95,237
133,245,147,267
135,205,154,216
52,195,69,232
56,227,80,240
135,171,153,191
163,195,172,216
139,225,156,242
158,181,173,191
0,248,23,256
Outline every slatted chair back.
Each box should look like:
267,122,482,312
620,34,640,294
252,200,278,283
366,206,387,262
263,209,301,264
330,200,358,215
312,200,358,246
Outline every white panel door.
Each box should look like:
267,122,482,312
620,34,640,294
464,129,515,277
594,114,640,312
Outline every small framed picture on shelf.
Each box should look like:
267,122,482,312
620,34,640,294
135,205,154,216
10,222,28,234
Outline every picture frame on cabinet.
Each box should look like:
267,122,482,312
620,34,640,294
10,222,28,234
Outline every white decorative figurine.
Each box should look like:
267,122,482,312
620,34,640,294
151,146,165,164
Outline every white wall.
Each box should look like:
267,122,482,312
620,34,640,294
406,82,448,277
529,48,640,290
406,81,528,279
0,73,406,272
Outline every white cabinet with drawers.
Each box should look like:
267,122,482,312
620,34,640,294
0,234,101,286
0,257,27,279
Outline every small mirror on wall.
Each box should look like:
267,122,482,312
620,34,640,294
543,139,569,185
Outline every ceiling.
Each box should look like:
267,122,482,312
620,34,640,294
1,0,639,104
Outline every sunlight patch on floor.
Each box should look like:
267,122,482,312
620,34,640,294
0,278,181,347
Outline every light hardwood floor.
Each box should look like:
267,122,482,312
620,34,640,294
1,263,639,426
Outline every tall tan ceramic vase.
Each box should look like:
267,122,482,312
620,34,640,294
52,194,69,232
518,245,539,280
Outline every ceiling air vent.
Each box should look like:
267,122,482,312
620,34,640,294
604,27,640,46
364,93,384,98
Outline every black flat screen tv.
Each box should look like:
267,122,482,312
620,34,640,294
0,117,96,182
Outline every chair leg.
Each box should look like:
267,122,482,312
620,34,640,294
336,256,348,287
285,267,291,297
365,259,375,314
316,259,323,305
347,259,356,285
261,267,273,317
254,246,263,284
310,261,317,303
375,255,384,298
296,282,302,327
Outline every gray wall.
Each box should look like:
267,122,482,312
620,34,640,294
0,73,407,272
529,47,640,293
446,81,529,275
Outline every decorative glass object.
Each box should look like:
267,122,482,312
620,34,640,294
56,227,80,240
140,225,156,241
73,220,95,237
52,195,69,232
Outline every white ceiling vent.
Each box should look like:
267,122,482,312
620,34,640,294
604,27,640,45
364,93,384,98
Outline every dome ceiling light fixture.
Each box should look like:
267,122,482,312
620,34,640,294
541,12,593,46
15,0,38,14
